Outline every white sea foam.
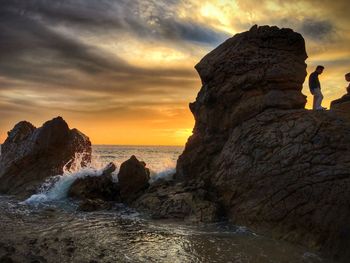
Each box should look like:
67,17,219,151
149,168,176,183
23,167,106,204
148,157,176,183
23,151,115,204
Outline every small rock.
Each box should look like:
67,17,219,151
68,162,120,203
118,155,150,202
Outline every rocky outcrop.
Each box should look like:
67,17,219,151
68,163,120,203
173,25,350,262
118,155,150,202
176,25,307,183
0,117,91,198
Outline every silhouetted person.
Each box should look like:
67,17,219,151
346,72,350,94
309,65,326,110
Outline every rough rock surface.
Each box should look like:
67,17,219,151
132,179,219,222
118,155,150,202
68,162,120,203
213,109,350,261
0,117,91,198
172,25,350,261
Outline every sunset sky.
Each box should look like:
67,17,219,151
1,0,349,145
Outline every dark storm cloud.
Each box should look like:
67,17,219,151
149,16,229,45
251,15,335,41
0,0,220,90
0,2,134,79
300,19,334,41
1,0,229,44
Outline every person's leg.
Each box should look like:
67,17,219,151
313,88,321,110
314,88,325,110
318,89,324,109
313,93,316,109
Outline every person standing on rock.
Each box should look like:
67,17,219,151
309,65,326,110
345,72,350,93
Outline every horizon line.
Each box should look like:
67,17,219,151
92,144,185,147
0,143,185,147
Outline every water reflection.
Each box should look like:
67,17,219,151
0,197,330,263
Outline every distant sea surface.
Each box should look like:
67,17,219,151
92,145,183,175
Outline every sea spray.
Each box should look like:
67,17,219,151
23,167,109,204
149,168,175,183
22,145,182,205
23,158,176,205
148,158,176,183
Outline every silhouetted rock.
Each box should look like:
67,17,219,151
172,25,350,261
177,25,307,183
0,117,91,198
118,155,150,202
68,163,120,203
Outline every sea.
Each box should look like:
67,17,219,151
0,145,331,262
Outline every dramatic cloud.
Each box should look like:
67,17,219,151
0,0,349,144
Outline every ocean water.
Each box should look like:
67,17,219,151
0,145,332,262
92,145,183,182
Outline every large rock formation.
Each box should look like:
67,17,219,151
0,117,91,198
173,25,350,262
177,25,307,183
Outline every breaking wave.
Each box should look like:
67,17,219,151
23,150,177,205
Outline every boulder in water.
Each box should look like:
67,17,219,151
118,155,150,202
68,162,120,202
0,117,91,198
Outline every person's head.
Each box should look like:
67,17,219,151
345,72,350,82
316,65,325,74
